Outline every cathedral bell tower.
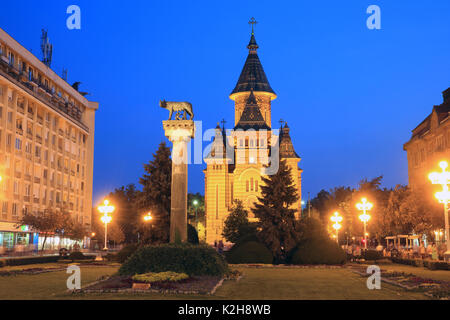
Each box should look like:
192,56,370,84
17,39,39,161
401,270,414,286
229,17,277,127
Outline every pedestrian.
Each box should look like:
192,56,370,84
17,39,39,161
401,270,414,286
419,243,426,259
218,240,224,254
431,243,438,260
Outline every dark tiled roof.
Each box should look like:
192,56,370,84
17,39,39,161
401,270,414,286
279,123,300,159
234,90,270,131
411,89,450,139
230,33,275,96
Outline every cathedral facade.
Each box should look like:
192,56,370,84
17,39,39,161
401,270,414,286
204,26,303,244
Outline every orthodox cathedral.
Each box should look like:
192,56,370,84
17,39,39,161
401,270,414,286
204,22,303,244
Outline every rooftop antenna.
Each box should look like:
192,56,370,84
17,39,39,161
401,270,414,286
62,68,68,81
40,29,53,67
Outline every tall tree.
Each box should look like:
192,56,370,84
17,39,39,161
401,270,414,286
108,184,140,243
252,160,300,262
222,200,255,243
138,142,172,243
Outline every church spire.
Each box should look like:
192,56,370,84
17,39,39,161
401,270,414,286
230,18,276,99
247,17,259,53
279,122,300,159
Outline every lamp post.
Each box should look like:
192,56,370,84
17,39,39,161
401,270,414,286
330,211,343,243
142,212,153,244
98,200,114,250
428,161,450,261
193,199,199,231
356,198,372,250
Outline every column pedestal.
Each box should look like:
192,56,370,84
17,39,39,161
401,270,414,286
163,120,195,243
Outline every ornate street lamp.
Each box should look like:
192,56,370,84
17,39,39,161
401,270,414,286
98,200,114,250
330,211,343,243
429,161,450,261
356,197,372,249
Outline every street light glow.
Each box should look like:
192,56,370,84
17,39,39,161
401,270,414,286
429,160,450,260
98,199,114,250
330,211,342,242
144,212,153,222
356,197,372,249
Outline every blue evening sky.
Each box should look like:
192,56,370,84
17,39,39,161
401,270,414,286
1,1,449,205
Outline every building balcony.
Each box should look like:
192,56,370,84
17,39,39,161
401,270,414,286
14,171,21,179
23,196,30,203
0,58,89,131
33,197,40,204
24,174,31,181
34,177,40,183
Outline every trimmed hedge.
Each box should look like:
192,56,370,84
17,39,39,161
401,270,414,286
291,238,346,265
391,257,450,270
362,249,383,262
226,241,273,264
4,255,60,266
118,243,229,276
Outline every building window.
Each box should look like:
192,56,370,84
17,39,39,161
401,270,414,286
246,180,249,192
250,177,254,191
15,138,22,150
12,203,18,219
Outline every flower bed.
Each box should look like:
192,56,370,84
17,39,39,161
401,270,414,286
0,266,65,276
349,266,450,299
78,275,224,295
132,271,189,284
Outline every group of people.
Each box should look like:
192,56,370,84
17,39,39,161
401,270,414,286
342,241,446,261
384,242,445,260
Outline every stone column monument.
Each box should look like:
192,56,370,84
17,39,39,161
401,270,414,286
160,100,195,242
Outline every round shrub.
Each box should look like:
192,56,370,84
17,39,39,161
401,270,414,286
226,241,273,264
187,224,199,244
291,238,346,265
118,243,229,276
116,244,139,263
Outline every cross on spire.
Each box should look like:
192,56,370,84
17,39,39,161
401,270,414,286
279,118,285,127
249,17,258,34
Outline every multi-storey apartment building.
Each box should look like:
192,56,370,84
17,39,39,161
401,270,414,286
404,88,450,190
0,28,98,250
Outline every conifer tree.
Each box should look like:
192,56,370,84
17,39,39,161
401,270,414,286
138,142,172,243
222,200,255,243
252,159,300,262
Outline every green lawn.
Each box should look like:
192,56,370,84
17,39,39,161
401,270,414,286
0,264,436,300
